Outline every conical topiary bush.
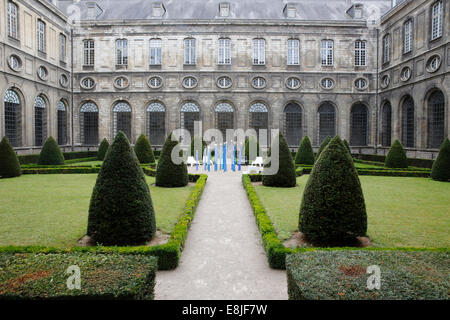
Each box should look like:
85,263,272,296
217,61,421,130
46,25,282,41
316,136,332,160
343,139,351,154
38,137,65,165
263,133,297,187
384,140,408,168
87,131,156,245
135,134,155,164
190,136,206,158
295,136,314,165
97,138,110,161
156,133,188,187
299,136,367,246
0,136,21,178
431,138,450,182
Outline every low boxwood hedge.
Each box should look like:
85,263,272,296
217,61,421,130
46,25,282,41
0,253,157,300
287,250,449,300
18,151,98,165
0,174,208,270
353,153,434,169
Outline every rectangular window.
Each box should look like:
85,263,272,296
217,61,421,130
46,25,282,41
218,38,231,65
83,40,95,66
7,1,18,39
150,39,162,65
355,40,367,66
59,34,66,62
37,20,46,53
116,39,128,65
404,20,412,53
321,40,333,66
184,38,196,65
253,39,266,65
287,39,300,65
382,35,390,64
431,1,443,40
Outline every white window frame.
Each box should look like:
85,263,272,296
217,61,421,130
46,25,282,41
37,19,46,53
355,40,367,66
218,38,231,65
115,39,128,66
431,1,443,40
184,38,196,65
150,39,162,65
404,19,413,53
59,34,66,62
383,34,390,64
83,40,95,66
321,40,333,66
287,39,300,65
253,39,266,65
7,1,18,39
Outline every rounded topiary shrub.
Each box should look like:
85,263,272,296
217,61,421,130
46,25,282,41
299,136,367,246
431,138,450,182
295,136,314,165
135,134,155,164
385,140,408,169
87,131,156,245
263,133,297,187
343,139,351,154
38,137,65,165
156,133,188,187
0,136,21,178
316,136,331,160
97,138,110,161
190,136,207,158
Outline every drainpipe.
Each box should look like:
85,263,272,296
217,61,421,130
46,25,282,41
70,28,74,151
375,28,380,155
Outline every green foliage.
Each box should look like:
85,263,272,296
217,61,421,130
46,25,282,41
299,136,367,245
385,140,408,168
37,137,65,165
343,139,351,154
316,136,331,159
245,136,260,163
295,136,315,165
97,138,110,161
287,250,449,300
87,131,156,246
134,134,155,164
156,134,188,187
0,253,157,299
190,136,207,158
263,133,297,187
431,138,450,182
0,137,21,178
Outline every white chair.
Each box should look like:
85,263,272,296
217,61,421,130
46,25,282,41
243,165,261,175
251,157,264,167
186,156,197,167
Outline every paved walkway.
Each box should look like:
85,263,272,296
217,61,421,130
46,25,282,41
155,168,287,300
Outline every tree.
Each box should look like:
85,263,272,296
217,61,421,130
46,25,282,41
97,138,110,161
299,136,367,246
0,136,21,178
295,136,314,165
431,138,450,182
343,139,351,155
134,134,155,164
263,133,297,187
38,137,65,165
87,131,156,245
316,136,332,160
384,140,408,168
156,133,188,187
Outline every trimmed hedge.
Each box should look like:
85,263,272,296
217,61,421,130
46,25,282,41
343,139,351,154
431,138,450,182
97,138,110,161
262,133,296,187
156,134,188,187
0,253,157,300
135,134,155,164
353,153,434,169
295,136,315,165
18,151,98,165
0,136,21,178
385,140,408,168
287,250,449,300
38,137,65,165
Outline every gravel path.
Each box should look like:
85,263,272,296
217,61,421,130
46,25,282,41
155,169,287,300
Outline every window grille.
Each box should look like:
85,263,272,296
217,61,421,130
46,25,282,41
113,102,132,139
147,103,166,145
283,103,303,147
350,104,369,146
4,89,21,147
57,100,67,145
381,102,392,147
317,103,336,144
427,91,445,149
401,96,415,148
215,103,234,139
249,103,269,145
181,103,200,139
80,103,99,145
34,96,47,147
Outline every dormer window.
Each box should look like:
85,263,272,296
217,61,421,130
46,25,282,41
284,4,297,18
86,2,103,19
354,5,363,19
219,3,230,17
152,2,166,17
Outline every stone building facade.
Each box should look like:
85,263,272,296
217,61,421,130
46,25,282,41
0,0,448,158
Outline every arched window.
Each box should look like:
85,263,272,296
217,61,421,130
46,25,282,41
350,104,369,146
381,102,392,147
80,102,99,145
147,102,166,146
401,96,415,148
57,100,67,145
427,90,445,149
34,96,47,146
284,103,303,147
249,103,269,145
317,103,336,144
215,103,234,140
4,89,21,147
181,102,200,139
113,102,132,139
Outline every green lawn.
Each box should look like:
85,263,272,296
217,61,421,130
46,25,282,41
254,176,450,247
0,174,194,247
